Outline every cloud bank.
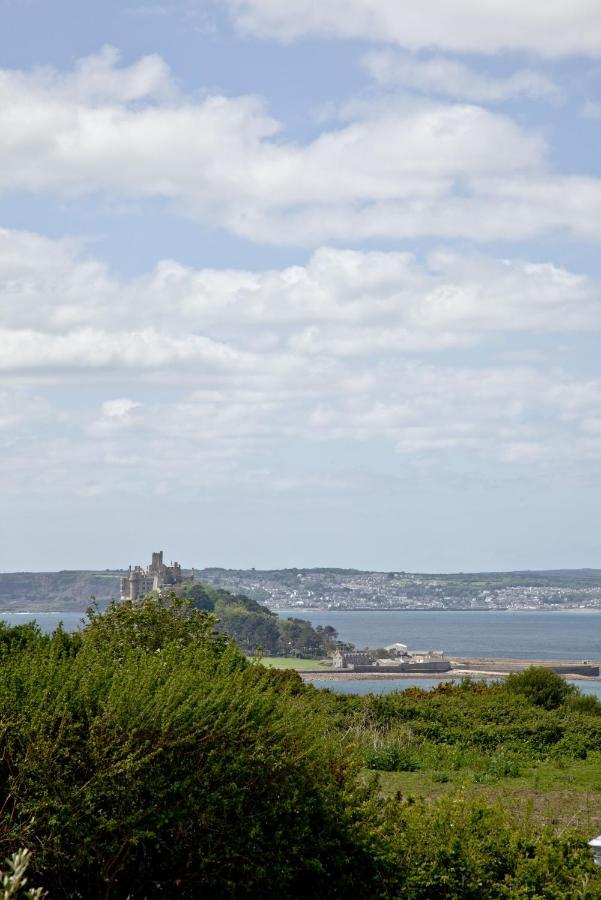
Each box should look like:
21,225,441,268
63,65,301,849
2,227,601,502
362,52,562,104
1,49,601,246
221,0,601,57
2,229,600,369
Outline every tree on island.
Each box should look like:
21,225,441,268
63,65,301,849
181,581,343,657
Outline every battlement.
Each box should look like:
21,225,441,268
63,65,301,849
120,550,192,602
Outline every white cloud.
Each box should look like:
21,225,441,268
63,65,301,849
0,49,278,196
101,398,141,418
2,232,600,375
1,51,600,245
220,0,601,58
4,358,601,504
1,227,601,502
0,327,248,372
363,52,562,103
57,45,174,103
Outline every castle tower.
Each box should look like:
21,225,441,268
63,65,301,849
120,551,192,602
150,551,164,574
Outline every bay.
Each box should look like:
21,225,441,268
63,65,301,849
6,608,600,661
0,611,86,632
273,608,601,660
275,608,601,697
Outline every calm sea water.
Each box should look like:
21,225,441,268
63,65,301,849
274,608,601,697
5,608,599,660
273,608,601,660
0,612,87,632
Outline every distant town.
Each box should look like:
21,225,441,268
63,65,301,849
0,566,601,613
200,567,601,612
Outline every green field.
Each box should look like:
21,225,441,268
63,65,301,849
251,656,331,670
372,754,601,832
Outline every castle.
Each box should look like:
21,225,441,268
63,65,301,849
120,551,192,602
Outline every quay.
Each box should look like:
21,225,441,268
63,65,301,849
298,656,600,681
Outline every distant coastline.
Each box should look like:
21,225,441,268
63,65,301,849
2,567,601,613
2,606,601,617
271,606,601,612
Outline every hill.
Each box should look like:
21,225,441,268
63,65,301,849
0,570,122,611
2,566,601,611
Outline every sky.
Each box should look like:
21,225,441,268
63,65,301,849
1,0,600,572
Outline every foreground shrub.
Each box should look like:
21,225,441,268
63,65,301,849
348,676,601,764
0,597,386,898
384,793,601,899
504,667,573,709
1,849,44,900
0,601,599,898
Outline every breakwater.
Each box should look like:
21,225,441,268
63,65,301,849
300,657,600,679
451,657,599,677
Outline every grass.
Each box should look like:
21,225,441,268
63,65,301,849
249,656,332,670
370,753,601,831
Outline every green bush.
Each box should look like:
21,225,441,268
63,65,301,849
431,772,450,783
504,667,573,709
0,604,599,898
567,692,601,716
383,793,601,899
470,752,523,784
365,744,419,772
0,597,386,898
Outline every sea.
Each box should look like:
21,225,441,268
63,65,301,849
1,607,600,698
272,608,601,698
272,608,601,660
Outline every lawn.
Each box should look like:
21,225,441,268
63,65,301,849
250,656,332,670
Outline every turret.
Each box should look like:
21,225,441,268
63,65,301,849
150,551,164,573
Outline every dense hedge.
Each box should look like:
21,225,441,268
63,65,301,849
0,597,383,898
337,675,601,763
0,596,599,898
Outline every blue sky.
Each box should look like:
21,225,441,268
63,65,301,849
1,0,600,571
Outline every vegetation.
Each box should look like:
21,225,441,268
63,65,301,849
0,596,379,897
252,656,332,670
0,850,44,900
0,595,599,897
330,675,601,780
182,582,342,657
504,666,574,709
